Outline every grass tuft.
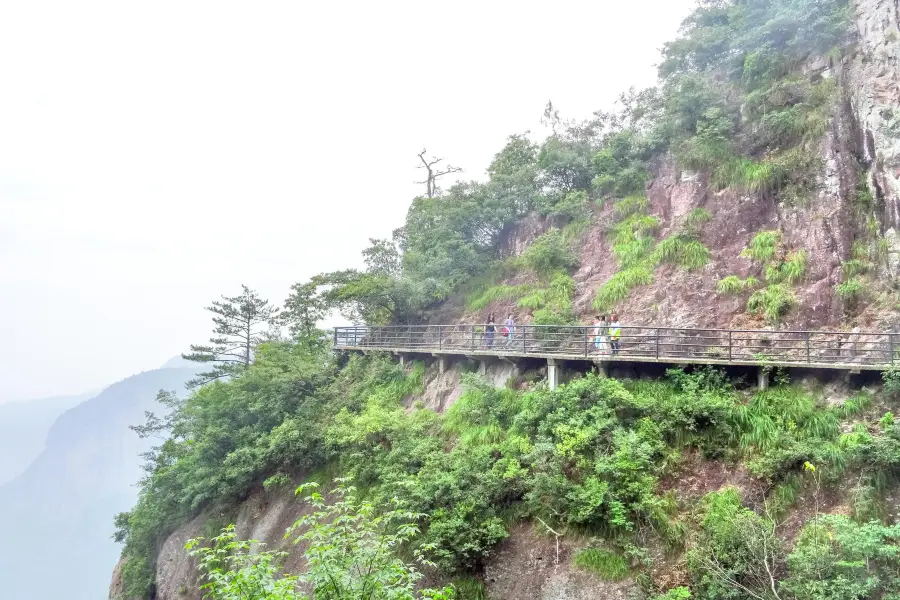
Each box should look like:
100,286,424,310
573,548,629,581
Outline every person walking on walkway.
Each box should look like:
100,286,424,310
593,315,609,354
610,313,622,355
485,313,496,349
504,313,515,347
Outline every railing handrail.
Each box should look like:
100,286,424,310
333,324,892,336
332,323,897,370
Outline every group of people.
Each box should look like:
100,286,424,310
482,312,516,348
592,314,622,355
479,312,621,354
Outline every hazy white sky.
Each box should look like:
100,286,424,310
1,0,696,402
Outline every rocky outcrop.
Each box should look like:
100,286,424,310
849,0,900,274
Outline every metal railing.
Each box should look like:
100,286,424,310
333,324,899,369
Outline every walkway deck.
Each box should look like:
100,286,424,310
333,324,898,371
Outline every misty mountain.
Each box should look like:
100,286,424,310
0,391,94,485
0,365,199,600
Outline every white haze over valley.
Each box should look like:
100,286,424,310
1,0,697,402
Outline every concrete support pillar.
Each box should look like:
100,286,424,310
548,358,559,390
757,367,769,391
478,360,487,376
594,361,609,378
438,356,447,374
398,354,406,368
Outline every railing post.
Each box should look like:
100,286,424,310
805,332,810,364
333,328,338,347
584,326,589,357
438,325,443,351
523,326,528,354
728,331,732,361
471,326,475,351
890,333,895,366
655,328,660,359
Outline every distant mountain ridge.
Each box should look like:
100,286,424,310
0,363,201,600
0,391,95,484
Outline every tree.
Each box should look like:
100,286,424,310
281,280,326,344
416,149,462,198
183,285,279,387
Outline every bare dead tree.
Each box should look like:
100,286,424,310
415,148,462,198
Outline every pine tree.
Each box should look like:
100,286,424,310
183,285,279,387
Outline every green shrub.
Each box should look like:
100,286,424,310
517,229,579,278
684,207,712,230
747,284,796,323
614,195,649,218
547,190,591,221
841,259,870,279
742,230,781,263
766,250,807,284
650,588,691,600
836,277,866,299
262,472,293,492
783,515,900,600
652,235,711,270
716,275,759,295
573,548,629,581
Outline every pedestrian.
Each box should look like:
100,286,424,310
504,313,515,347
610,313,622,355
485,313,496,348
594,314,609,354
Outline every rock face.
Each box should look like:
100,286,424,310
849,0,900,273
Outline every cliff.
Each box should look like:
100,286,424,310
110,1,900,599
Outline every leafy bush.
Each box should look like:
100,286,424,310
783,515,900,600
517,229,579,278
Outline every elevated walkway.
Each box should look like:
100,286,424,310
333,324,897,388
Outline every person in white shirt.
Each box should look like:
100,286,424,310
504,314,515,347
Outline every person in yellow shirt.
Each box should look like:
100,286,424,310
609,313,621,355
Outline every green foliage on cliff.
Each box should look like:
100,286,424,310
117,343,900,598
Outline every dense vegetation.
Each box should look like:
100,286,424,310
110,0,900,598
115,327,900,598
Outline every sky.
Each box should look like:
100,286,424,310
1,0,697,402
